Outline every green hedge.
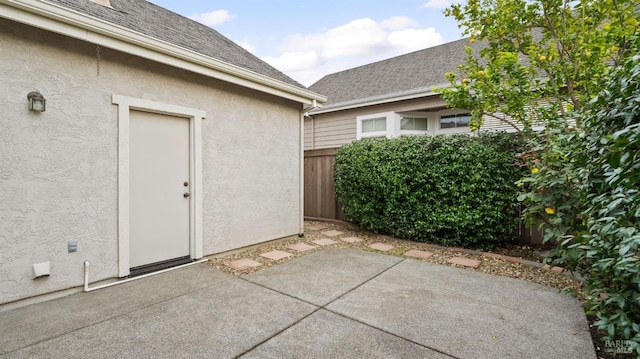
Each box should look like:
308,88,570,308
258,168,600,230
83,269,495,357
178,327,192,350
334,132,524,249
560,54,640,351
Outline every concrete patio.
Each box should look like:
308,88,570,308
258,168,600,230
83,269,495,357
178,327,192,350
0,248,595,358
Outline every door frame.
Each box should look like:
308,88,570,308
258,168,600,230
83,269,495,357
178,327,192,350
113,95,206,277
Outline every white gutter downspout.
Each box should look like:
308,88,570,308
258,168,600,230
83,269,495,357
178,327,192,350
83,259,208,292
299,99,319,237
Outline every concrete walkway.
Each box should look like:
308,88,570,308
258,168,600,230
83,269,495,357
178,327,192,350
0,248,595,358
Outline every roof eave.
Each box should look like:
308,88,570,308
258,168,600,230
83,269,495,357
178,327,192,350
0,0,327,105
309,85,448,115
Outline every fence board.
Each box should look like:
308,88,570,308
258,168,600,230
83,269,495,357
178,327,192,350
304,149,344,220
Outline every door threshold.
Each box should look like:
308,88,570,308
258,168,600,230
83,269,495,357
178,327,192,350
84,258,208,293
129,256,192,277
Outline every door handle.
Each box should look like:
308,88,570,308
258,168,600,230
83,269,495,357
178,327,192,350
183,192,190,198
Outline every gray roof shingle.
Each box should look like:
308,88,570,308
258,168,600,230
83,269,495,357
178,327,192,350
45,0,305,88
309,38,483,108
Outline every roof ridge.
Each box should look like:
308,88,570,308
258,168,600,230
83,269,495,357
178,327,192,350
308,36,480,106
312,37,471,83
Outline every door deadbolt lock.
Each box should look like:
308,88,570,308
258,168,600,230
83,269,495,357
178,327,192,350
183,192,190,198
184,182,189,187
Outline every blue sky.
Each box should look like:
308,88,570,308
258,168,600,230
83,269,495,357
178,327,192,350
151,0,466,86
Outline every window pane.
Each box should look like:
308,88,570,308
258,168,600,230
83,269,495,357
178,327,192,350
440,113,470,128
414,118,428,130
401,117,428,131
400,117,413,130
362,117,386,133
373,118,386,131
440,117,455,128
456,115,470,127
362,119,375,132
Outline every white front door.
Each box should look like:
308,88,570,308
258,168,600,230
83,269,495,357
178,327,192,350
129,110,190,269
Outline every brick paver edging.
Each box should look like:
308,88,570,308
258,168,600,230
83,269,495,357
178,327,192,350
304,219,579,282
418,242,568,276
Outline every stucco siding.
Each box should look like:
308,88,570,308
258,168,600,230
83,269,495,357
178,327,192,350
203,85,300,254
0,19,300,304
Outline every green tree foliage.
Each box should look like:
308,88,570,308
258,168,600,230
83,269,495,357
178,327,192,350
572,55,640,351
440,0,639,350
334,133,524,249
442,0,637,132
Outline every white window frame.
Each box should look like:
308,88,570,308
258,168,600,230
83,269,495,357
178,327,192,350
398,111,430,136
356,112,398,139
358,111,434,140
437,109,472,134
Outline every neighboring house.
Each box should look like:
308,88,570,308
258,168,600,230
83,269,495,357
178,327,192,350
303,38,514,220
305,38,519,150
0,0,325,306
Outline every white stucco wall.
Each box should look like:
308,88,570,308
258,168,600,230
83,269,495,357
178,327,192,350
0,19,301,305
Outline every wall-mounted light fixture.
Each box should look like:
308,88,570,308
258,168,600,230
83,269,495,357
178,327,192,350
27,90,46,112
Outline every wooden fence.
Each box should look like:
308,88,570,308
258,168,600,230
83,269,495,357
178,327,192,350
303,149,545,244
515,222,545,245
304,148,344,220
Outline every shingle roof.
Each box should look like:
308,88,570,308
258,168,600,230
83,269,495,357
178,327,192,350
309,38,483,108
45,0,305,88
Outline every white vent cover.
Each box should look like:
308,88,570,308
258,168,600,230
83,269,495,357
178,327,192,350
32,261,50,279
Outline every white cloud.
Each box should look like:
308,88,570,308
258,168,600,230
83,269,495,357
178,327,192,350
280,19,390,58
380,16,419,30
388,28,443,51
263,51,323,73
421,0,463,9
262,16,445,86
189,10,234,26
321,19,391,58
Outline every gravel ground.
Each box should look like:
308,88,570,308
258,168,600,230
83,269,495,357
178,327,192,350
207,220,584,300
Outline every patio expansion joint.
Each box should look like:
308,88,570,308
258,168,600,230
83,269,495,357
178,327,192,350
238,258,461,359
321,258,461,359
232,304,324,359
1,275,237,356
320,307,461,359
